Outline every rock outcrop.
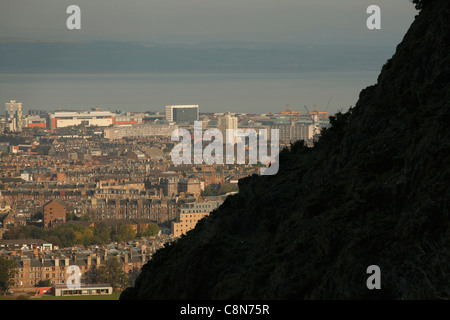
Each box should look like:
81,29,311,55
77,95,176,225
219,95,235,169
120,0,450,299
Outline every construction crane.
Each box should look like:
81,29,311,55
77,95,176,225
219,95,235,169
280,104,301,122
303,105,310,114
305,104,329,121
325,96,332,112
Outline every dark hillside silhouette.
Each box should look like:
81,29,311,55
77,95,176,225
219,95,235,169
121,0,450,299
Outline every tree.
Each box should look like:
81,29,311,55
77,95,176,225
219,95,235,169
136,223,160,238
218,183,238,195
2,227,26,240
30,212,43,221
93,222,111,245
412,0,433,10
36,279,52,287
48,225,76,248
201,183,238,196
112,224,136,243
84,265,100,285
74,228,94,247
24,225,47,239
0,257,18,295
201,185,217,196
97,257,128,291
66,211,78,221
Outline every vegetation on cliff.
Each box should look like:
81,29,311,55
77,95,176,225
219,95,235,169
121,0,450,299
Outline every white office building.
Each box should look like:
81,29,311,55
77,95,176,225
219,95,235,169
165,105,199,123
218,112,238,145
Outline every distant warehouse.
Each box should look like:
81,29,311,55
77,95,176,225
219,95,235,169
48,110,144,129
49,110,116,129
103,123,178,140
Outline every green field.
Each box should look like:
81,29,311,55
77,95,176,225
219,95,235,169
0,291,122,300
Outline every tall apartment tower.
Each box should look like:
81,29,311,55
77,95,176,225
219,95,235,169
218,111,238,145
5,100,23,132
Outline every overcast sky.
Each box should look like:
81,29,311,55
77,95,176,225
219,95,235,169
0,0,417,45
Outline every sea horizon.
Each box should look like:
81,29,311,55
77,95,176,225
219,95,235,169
0,71,379,115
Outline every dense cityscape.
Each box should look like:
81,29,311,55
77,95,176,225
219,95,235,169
0,100,330,298
1,0,444,315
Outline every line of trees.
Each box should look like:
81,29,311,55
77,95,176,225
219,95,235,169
0,257,18,295
84,258,128,291
2,222,159,248
201,183,238,196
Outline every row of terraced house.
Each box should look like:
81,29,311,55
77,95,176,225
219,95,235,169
0,238,168,292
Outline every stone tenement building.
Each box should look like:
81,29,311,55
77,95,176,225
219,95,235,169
80,198,179,224
171,200,222,237
43,200,66,229
9,249,152,291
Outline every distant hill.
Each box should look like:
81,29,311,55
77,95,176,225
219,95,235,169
120,0,450,299
0,40,393,74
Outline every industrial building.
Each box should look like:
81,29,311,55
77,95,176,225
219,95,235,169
25,115,47,129
114,113,144,125
24,110,145,130
48,110,116,129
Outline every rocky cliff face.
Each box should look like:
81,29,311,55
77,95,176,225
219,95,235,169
120,0,450,299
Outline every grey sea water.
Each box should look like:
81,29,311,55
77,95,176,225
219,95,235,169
0,71,378,115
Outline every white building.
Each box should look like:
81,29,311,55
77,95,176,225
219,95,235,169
20,171,33,182
103,123,178,140
49,110,116,129
54,284,113,297
218,112,238,145
165,105,199,123
267,122,315,142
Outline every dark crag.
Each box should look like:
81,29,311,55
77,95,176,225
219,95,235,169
120,0,450,300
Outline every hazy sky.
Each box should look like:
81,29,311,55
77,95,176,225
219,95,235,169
1,0,417,45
